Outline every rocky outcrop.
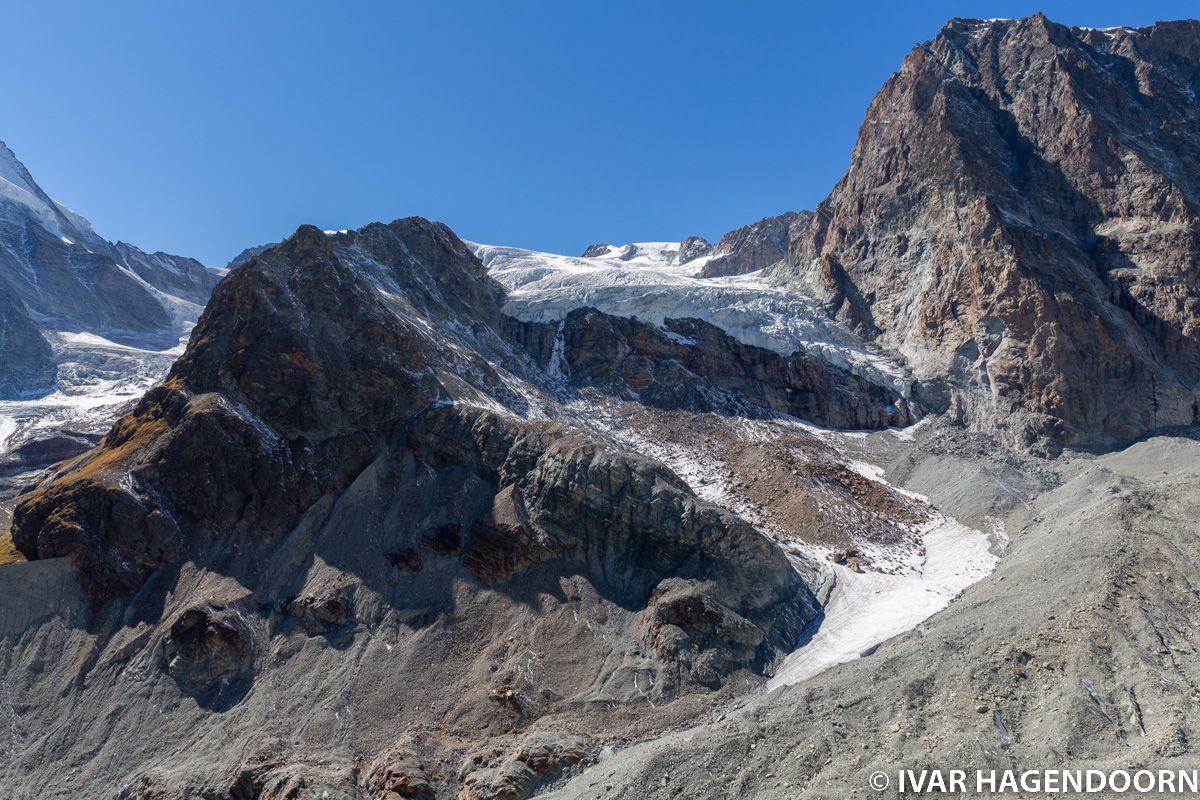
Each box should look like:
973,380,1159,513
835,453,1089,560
163,603,255,701
459,732,595,800
579,243,612,258
511,308,915,428
673,235,712,264
700,212,811,278
774,16,1200,451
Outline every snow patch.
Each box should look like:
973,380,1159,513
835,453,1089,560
0,417,17,453
769,458,1003,687
0,331,185,469
769,512,999,687
662,329,696,346
888,417,931,442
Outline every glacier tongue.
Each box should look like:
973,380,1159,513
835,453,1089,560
471,241,913,397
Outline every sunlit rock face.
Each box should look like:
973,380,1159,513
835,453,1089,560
776,16,1200,451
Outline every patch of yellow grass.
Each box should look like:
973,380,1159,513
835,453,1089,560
0,532,26,566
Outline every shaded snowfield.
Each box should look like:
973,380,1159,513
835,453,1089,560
767,426,1003,687
574,394,1004,689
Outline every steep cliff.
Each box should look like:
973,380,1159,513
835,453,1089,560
776,16,1200,451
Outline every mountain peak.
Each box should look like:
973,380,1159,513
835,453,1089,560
775,11,1200,451
0,134,220,405
0,139,93,239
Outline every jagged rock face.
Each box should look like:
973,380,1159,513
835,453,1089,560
673,235,712,264
9,218,819,797
511,308,915,428
0,289,54,395
775,15,1200,450
10,220,506,596
700,211,811,278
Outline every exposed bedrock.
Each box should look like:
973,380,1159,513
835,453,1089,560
509,308,916,429
775,16,1200,451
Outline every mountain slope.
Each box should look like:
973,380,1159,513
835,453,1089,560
0,139,219,491
774,15,1200,451
0,216,994,799
4,220,833,797
542,433,1200,799
0,141,217,358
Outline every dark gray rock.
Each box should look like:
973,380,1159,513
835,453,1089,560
579,243,612,258
0,289,54,397
511,307,916,429
163,604,254,700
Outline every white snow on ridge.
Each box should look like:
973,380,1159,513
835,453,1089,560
471,241,912,397
0,141,94,240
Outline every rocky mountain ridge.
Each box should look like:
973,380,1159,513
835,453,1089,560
3,218,940,798
774,15,1200,452
4,12,1200,800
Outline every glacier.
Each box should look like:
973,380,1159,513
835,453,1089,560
470,240,914,397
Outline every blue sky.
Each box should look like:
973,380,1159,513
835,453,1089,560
2,0,1195,265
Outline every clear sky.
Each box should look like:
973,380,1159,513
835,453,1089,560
2,0,1195,265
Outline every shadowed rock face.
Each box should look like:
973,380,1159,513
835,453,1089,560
511,308,916,429
163,604,255,704
775,15,1200,451
9,218,823,797
0,289,54,396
